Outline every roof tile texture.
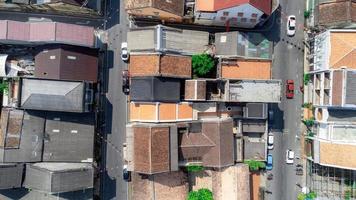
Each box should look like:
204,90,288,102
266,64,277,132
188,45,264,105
221,60,271,79
129,54,191,78
320,141,356,169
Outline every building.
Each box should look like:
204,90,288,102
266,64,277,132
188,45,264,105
34,45,98,82
130,77,182,102
42,112,95,162
125,0,184,22
18,78,94,113
309,68,356,108
190,164,250,200
0,108,45,163
215,31,272,59
194,0,272,28
24,162,93,194
185,79,281,103
178,118,234,168
129,102,193,123
312,0,356,28
0,20,95,47
130,171,188,200
0,163,23,189
0,188,93,200
126,123,178,174
311,29,356,72
127,25,210,55
219,59,271,80
129,53,191,78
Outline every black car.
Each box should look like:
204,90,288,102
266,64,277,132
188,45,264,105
123,166,131,182
122,70,130,95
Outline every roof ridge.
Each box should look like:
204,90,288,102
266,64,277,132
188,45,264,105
331,33,356,67
332,48,356,68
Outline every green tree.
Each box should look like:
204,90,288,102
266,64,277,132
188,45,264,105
186,164,204,172
304,74,311,85
303,117,315,127
244,160,266,171
188,188,213,200
192,54,215,77
304,10,311,18
0,81,8,94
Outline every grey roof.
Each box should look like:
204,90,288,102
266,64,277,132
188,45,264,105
20,78,89,112
130,77,181,102
328,109,356,122
242,120,266,133
31,162,92,172
24,162,94,194
243,103,268,119
215,31,272,59
243,138,266,161
228,80,281,103
0,163,23,189
128,25,209,55
345,70,356,105
43,112,95,162
0,188,93,200
0,109,45,163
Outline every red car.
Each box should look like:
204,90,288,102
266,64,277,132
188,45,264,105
286,80,294,99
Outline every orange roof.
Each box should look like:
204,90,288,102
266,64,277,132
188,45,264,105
195,0,215,12
221,60,271,80
320,141,356,169
195,0,271,14
330,31,356,69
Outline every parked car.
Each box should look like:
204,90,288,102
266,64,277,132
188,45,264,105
268,133,274,150
121,42,129,62
122,70,130,95
266,154,273,170
286,80,294,99
287,15,296,36
123,164,131,182
286,150,295,164
268,109,274,126
296,167,303,175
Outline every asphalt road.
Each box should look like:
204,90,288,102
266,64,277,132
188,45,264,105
100,0,129,199
266,0,305,200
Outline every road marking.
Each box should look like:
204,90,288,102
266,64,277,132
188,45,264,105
297,58,299,63
299,10,301,14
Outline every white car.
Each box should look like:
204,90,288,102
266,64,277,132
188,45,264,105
268,133,274,150
121,42,129,62
286,149,295,164
287,15,296,37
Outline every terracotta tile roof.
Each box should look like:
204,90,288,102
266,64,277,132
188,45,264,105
330,32,356,69
318,0,356,26
195,0,271,14
221,60,271,79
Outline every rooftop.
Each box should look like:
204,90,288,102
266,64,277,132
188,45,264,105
31,162,92,172
195,0,272,14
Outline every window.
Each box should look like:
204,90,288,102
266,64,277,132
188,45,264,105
231,17,237,22
251,13,258,18
220,16,227,21
237,12,244,17
241,18,247,22
223,11,229,16
250,18,257,23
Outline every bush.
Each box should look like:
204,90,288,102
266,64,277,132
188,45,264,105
302,102,313,109
192,54,215,77
303,117,315,127
0,81,8,95
186,165,204,172
304,74,311,85
188,188,213,200
304,10,311,18
244,160,266,171
298,191,317,200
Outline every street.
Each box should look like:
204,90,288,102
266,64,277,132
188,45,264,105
267,0,305,199
99,0,305,199
100,0,129,199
